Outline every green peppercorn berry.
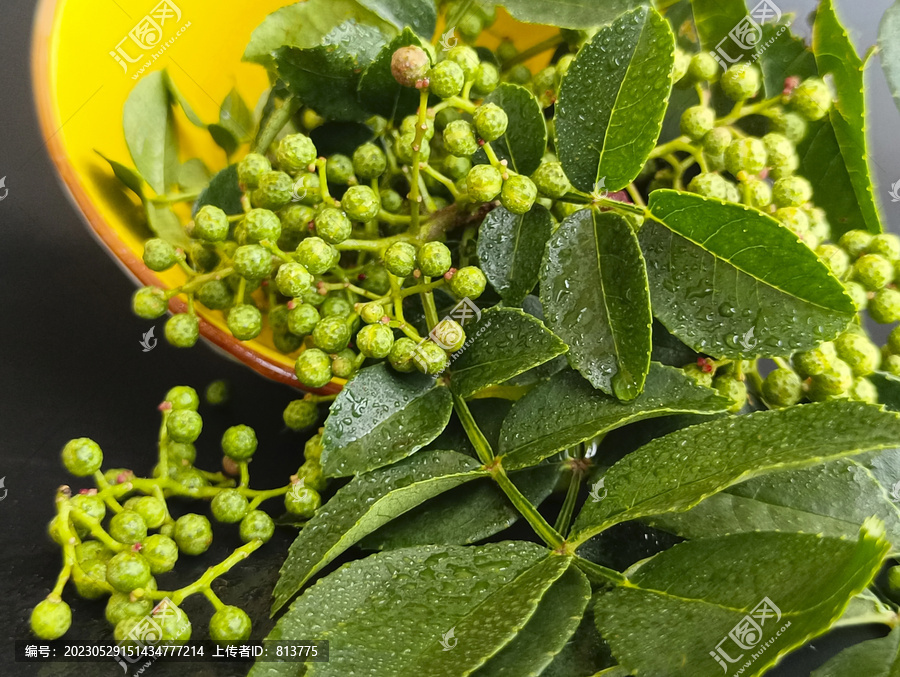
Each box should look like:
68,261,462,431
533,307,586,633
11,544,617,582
473,103,508,142
285,484,321,518
106,551,152,593
790,77,833,121
235,509,272,544
413,340,450,375
331,348,357,379
457,10,483,41
889,326,900,354
295,348,334,388
815,244,850,279
108,510,147,545
688,172,731,200
296,236,339,275
237,153,271,189
166,409,202,444
209,606,252,643
467,164,504,203
72,558,109,599
870,234,900,262
443,120,479,157
762,132,799,177
276,134,317,174
173,513,213,556
133,496,167,529
556,53,575,78
401,114,435,141
772,176,812,208
689,52,719,82
417,241,453,277
322,294,353,317
808,357,854,401
210,489,250,524
131,286,168,322
283,399,319,431
721,64,761,101
449,266,487,299
274,262,313,298
776,206,810,236
359,302,385,325
311,316,350,352
447,46,480,80
31,598,72,639
743,178,772,209
142,238,178,272
62,438,103,477
725,138,767,176
272,304,292,334
192,205,228,243
305,433,324,462
76,540,113,563
806,207,831,242
702,127,732,157
712,375,747,413
287,304,320,336
221,424,257,461
391,45,430,88
357,323,395,358
793,342,835,377
342,185,380,222
153,601,191,641
507,64,532,85
389,337,419,372
323,154,352,186
851,377,878,404
500,175,538,215
432,318,466,352
232,244,271,280
762,368,803,407
164,312,199,348
252,170,294,211
530,161,570,200
105,592,152,627
292,171,323,206
532,65,559,102
273,329,304,355
854,254,894,291
380,188,404,213
428,60,465,99
352,143,387,180
886,354,900,377
314,208,352,244
241,209,282,244
279,204,316,236
226,304,262,341
682,363,714,388
870,288,900,324
472,61,500,95
299,286,327,308
835,331,881,376
680,106,716,141
71,493,106,524
395,131,431,164
839,230,874,260
142,534,178,574
194,279,231,310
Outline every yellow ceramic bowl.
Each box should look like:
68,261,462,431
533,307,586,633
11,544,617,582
31,0,554,391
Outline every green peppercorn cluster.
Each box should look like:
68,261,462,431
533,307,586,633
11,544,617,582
30,385,326,642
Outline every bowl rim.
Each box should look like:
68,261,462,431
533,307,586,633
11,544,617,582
30,0,340,396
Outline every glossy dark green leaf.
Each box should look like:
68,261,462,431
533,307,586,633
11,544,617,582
310,121,376,156
275,21,387,123
808,0,883,235
595,526,890,677
474,84,547,176
193,165,244,217
691,0,747,52
476,565,591,676
358,28,424,121
254,543,568,677
208,123,240,157
812,626,900,677
362,464,562,549
880,0,900,116
556,6,674,192
177,159,210,192
642,190,855,358
96,151,145,200
218,88,255,142
758,22,817,98
540,606,617,677
651,321,698,367
504,296,569,386
650,457,900,549
146,202,189,249
356,0,436,39
322,363,453,477
498,0,643,29
243,0,394,67
123,71,179,195
872,371,900,412
570,401,900,545
541,209,652,400
477,204,552,306
448,307,567,399
272,450,485,613
500,364,729,470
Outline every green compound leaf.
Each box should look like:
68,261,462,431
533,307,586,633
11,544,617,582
321,363,453,477
123,71,179,196
806,0,883,236
356,0,437,40
812,626,900,677
146,202,189,249
880,0,900,117
476,565,591,676
96,151,145,200
650,457,900,551
474,84,547,176
569,401,900,545
541,209,652,400
498,0,644,30
176,159,210,192
243,0,394,67
499,364,730,471
690,0,748,53
218,88,255,143
477,204,553,307
362,464,562,549
758,21,818,98
641,190,855,359
595,525,890,677
449,307,567,400
556,6,674,193
358,28,424,121
871,371,900,412
274,21,388,123
254,542,569,677
272,450,485,613
193,165,244,217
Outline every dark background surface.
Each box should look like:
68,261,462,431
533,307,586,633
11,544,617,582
2,0,900,675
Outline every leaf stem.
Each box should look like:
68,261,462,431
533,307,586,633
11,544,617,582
502,34,566,69
573,556,627,586
554,466,584,535
409,89,431,235
253,95,300,155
